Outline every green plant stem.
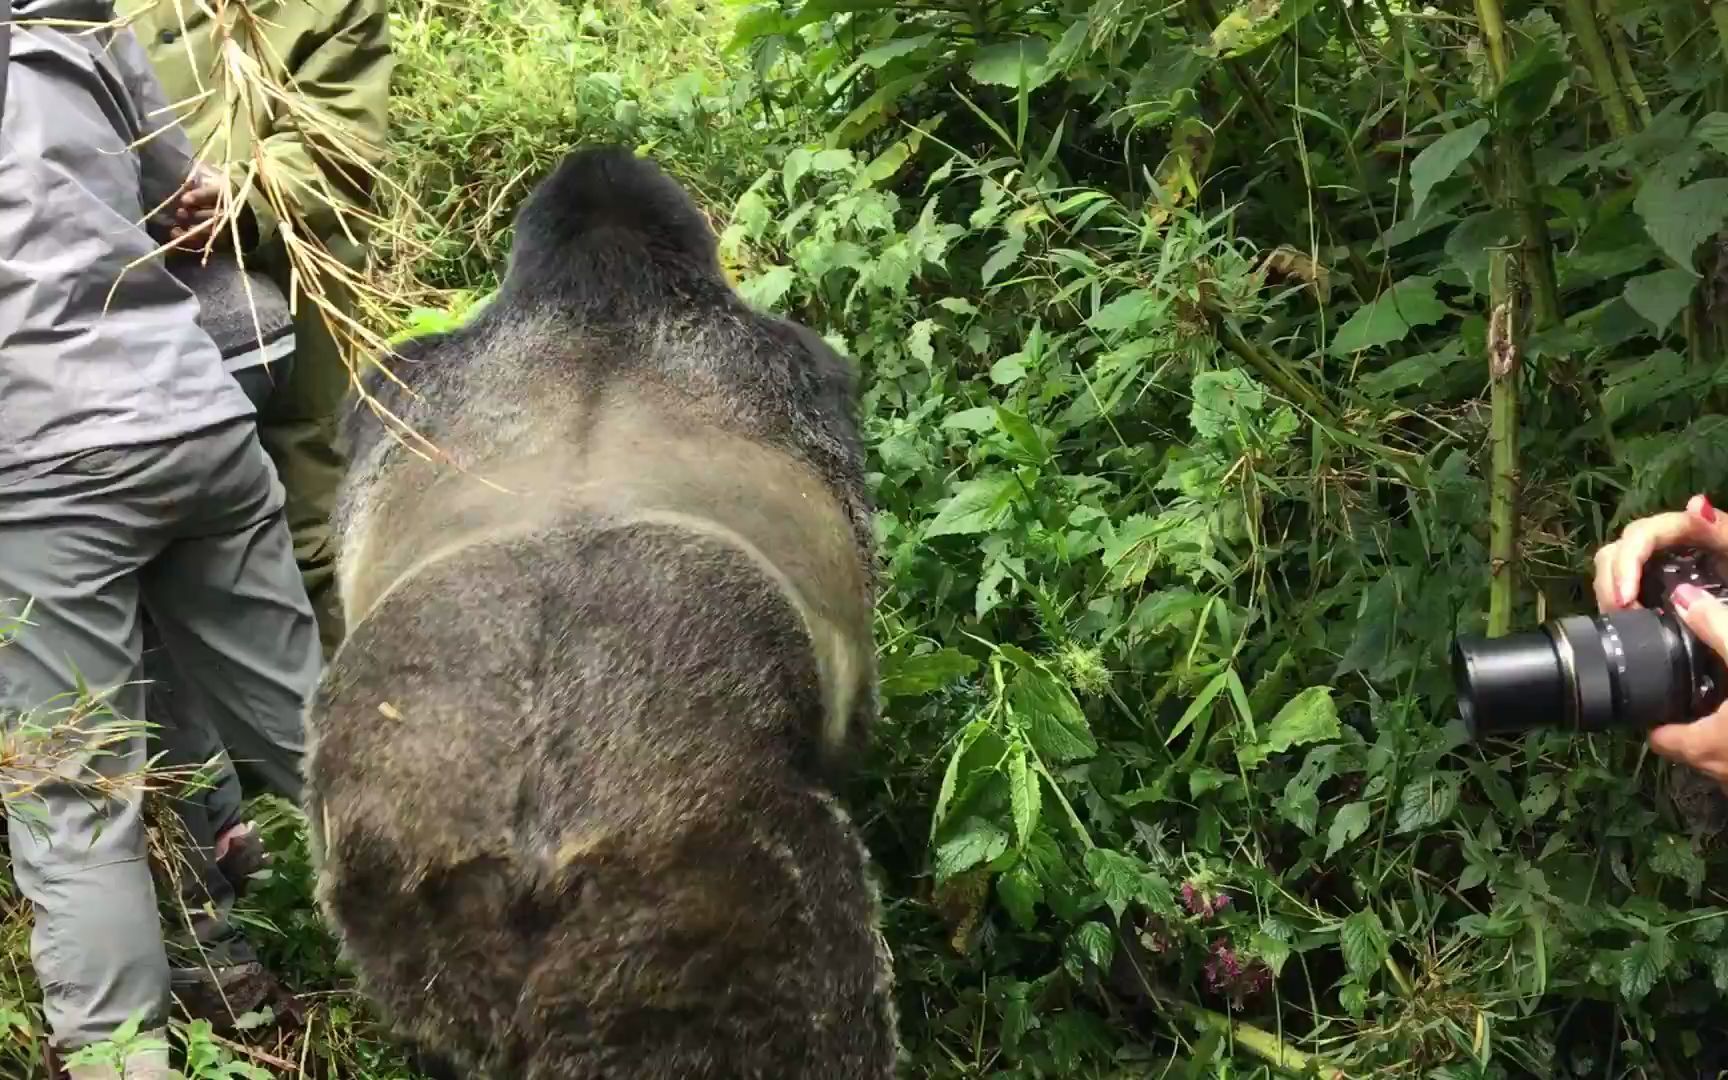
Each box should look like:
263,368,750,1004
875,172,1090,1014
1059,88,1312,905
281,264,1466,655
1562,0,1636,138
1166,997,1346,1079
1606,12,1655,128
1486,249,1521,637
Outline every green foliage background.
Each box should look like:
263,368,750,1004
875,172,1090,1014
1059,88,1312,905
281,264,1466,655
10,0,1728,1076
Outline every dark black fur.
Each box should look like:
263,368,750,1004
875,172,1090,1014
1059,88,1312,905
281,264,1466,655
312,146,896,1079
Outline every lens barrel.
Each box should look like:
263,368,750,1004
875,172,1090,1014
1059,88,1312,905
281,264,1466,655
1454,608,1713,737
1451,631,1568,739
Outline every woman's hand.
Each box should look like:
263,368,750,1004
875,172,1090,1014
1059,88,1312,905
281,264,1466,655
1592,494,1728,786
1592,494,1728,612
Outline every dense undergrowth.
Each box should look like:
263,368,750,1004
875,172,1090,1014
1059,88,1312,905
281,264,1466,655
6,0,1728,1076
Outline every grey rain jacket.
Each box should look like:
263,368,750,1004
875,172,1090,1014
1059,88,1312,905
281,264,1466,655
0,0,254,470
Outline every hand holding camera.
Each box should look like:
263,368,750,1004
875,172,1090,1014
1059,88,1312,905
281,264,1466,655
1452,494,1728,788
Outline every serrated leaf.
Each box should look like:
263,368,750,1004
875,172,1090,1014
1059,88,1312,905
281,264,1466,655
1619,928,1672,1003
1012,668,1098,763
1623,268,1698,336
1008,745,1041,847
1395,771,1461,833
925,473,1021,538
1341,909,1388,979
1071,921,1116,971
1088,289,1160,334
907,319,937,366
1637,177,1728,268
1408,120,1489,221
1329,276,1451,355
1325,801,1372,859
880,648,979,698
1238,686,1341,770
997,861,1043,930
737,265,796,310
981,232,1027,286
1650,833,1706,893
1189,368,1267,441
935,817,1010,881
1084,848,1142,921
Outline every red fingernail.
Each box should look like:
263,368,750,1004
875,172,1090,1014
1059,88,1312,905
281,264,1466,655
1702,495,1719,524
1675,583,1704,610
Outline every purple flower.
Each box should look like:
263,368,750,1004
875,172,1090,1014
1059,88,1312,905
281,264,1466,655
1212,892,1231,913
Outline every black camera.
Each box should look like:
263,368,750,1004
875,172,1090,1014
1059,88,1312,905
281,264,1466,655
1451,547,1728,738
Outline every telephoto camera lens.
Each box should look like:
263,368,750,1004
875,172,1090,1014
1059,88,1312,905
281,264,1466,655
1451,547,1728,738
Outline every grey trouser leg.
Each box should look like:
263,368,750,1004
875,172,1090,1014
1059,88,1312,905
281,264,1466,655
0,419,319,1050
141,625,245,945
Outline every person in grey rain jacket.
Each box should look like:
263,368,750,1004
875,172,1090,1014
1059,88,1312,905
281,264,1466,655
0,2,321,1076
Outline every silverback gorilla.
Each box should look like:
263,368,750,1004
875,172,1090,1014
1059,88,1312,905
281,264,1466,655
305,146,899,1079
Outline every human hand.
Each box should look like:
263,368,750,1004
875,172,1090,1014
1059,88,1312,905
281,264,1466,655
1592,493,1728,613
1648,580,1728,787
166,164,234,249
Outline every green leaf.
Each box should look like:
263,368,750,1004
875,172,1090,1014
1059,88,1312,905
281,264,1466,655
1710,948,1728,994
997,861,1043,930
1008,745,1041,847
1208,0,1322,58
737,265,796,311
934,816,1010,881
1070,921,1116,971
1088,289,1160,334
990,355,1028,386
1408,120,1489,221
857,33,937,70
1623,268,1699,336
1238,686,1341,770
994,408,1047,461
925,473,1021,537
1189,368,1267,441
1619,927,1672,1003
1637,178,1728,268
981,231,1028,286
1325,801,1373,859
880,648,979,698
1340,909,1389,980
1649,833,1706,893
931,719,990,830
969,38,1053,90
1695,112,1728,155
1084,848,1142,921
1395,771,1461,834
1013,668,1098,763
1329,276,1451,355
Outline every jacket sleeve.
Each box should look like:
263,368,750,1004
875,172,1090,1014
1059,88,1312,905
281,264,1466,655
109,26,198,232
246,0,394,248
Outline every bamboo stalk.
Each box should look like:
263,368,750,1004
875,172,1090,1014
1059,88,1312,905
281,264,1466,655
1487,250,1521,636
1473,0,1560,634
1606,10,1655,128
1562,0,1636,138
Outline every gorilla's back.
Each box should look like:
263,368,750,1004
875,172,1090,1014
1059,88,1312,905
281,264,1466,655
308,327,896,1079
